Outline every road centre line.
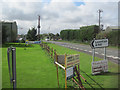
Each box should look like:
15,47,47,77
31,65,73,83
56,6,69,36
101,53,104,55
95,52,99,54
61,44,119,60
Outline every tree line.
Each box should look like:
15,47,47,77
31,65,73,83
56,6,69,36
60,25,99,42
26,27,60,41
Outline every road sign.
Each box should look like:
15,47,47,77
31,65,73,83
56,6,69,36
92,60,108,75
91,39,108,48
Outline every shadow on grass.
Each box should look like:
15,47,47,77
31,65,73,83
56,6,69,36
94,71,120,76
2,43,34,48
80,69,104,89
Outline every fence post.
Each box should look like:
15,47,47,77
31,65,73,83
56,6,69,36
55,50,59,88
65,54,67,88
51,48,53,58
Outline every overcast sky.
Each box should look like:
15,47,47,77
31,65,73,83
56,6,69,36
0,0,119,34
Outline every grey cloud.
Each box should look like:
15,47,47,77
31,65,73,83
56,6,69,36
2,2,59,21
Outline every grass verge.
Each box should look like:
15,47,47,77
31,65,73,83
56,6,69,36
2,44,65,88
2,43,120,88
47,43,120,88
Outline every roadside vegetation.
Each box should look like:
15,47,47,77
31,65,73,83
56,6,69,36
60,25,119,48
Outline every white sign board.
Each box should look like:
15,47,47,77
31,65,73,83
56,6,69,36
66,67,74,80
92,60,108,75
91,39,108,48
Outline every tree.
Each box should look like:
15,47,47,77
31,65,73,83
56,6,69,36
26,27,37,41
49,33,55,40
55,33,60,40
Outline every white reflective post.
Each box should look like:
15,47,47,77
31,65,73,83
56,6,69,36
104,47,106,60
93,48,95,61
12,47,16,89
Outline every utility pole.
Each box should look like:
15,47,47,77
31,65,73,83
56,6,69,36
98,9,103,32
38,15,40,40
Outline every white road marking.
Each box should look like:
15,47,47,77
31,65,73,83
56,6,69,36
107,55,113,58
101,53,104,55
112,57,118,59
61,44,120,60
95,52,99,54
107,55,120,59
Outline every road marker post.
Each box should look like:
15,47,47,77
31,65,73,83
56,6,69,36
7,47,17,89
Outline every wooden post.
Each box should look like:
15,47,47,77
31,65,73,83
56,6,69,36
55,50,59,88
51,48,53,58
65,54,67,88
54,49,56,58
74,66,84,89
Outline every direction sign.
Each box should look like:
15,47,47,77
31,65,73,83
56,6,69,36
91,39,108,48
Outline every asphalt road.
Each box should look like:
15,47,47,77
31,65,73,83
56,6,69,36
45,40,120,64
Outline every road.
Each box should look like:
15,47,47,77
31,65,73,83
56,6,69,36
45,41,120,64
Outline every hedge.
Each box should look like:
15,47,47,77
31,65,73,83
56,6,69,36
60,25,99,42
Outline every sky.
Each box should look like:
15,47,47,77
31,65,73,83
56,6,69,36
0,0,119,34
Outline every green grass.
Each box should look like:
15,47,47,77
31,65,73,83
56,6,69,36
2,43,120,88
2,44,65,88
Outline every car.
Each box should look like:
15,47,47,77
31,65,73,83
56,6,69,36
45,38,49,41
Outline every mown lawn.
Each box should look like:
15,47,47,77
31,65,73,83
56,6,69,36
2,44,65,88
2,43,120,88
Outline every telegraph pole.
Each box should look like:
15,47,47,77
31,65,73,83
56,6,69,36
98,9,103,32
38,15,40,40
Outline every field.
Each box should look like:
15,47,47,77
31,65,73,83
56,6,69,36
2,43,120,88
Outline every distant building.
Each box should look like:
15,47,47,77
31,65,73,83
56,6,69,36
1,21,18,42
105,26,120,32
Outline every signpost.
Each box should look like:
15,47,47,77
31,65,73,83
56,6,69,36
7,47,16,89
90,38,109,75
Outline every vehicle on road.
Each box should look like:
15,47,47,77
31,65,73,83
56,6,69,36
45,38,50,41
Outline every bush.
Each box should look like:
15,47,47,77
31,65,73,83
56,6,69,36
96,30,119,46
